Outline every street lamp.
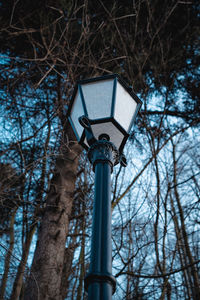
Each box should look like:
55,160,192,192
68,74,142,299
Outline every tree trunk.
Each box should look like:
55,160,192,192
10,223,36,300
76,206,86,300
24,131,81,300
0,209,16,299
172,143,200,299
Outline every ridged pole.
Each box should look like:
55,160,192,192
84,140,118,300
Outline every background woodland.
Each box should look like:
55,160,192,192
0,0,200,299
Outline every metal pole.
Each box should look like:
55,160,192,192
84,140,118,299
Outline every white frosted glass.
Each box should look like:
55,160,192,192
91,122,124,150
114,82,137,132
81,79,114,120
70,90,85,139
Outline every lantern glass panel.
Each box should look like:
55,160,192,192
81,79,114,120
91,122,124,150
70,90,85,140
114,82,137,132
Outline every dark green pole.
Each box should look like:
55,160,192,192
84,140,118,299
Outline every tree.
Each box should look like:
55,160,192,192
0,164,19,299
0,0,199,299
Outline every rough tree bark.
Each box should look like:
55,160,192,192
0,209,16,299
24,126,81,300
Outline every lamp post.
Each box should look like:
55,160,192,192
68,74,142,299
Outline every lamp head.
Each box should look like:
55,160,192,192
68,74,142,153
